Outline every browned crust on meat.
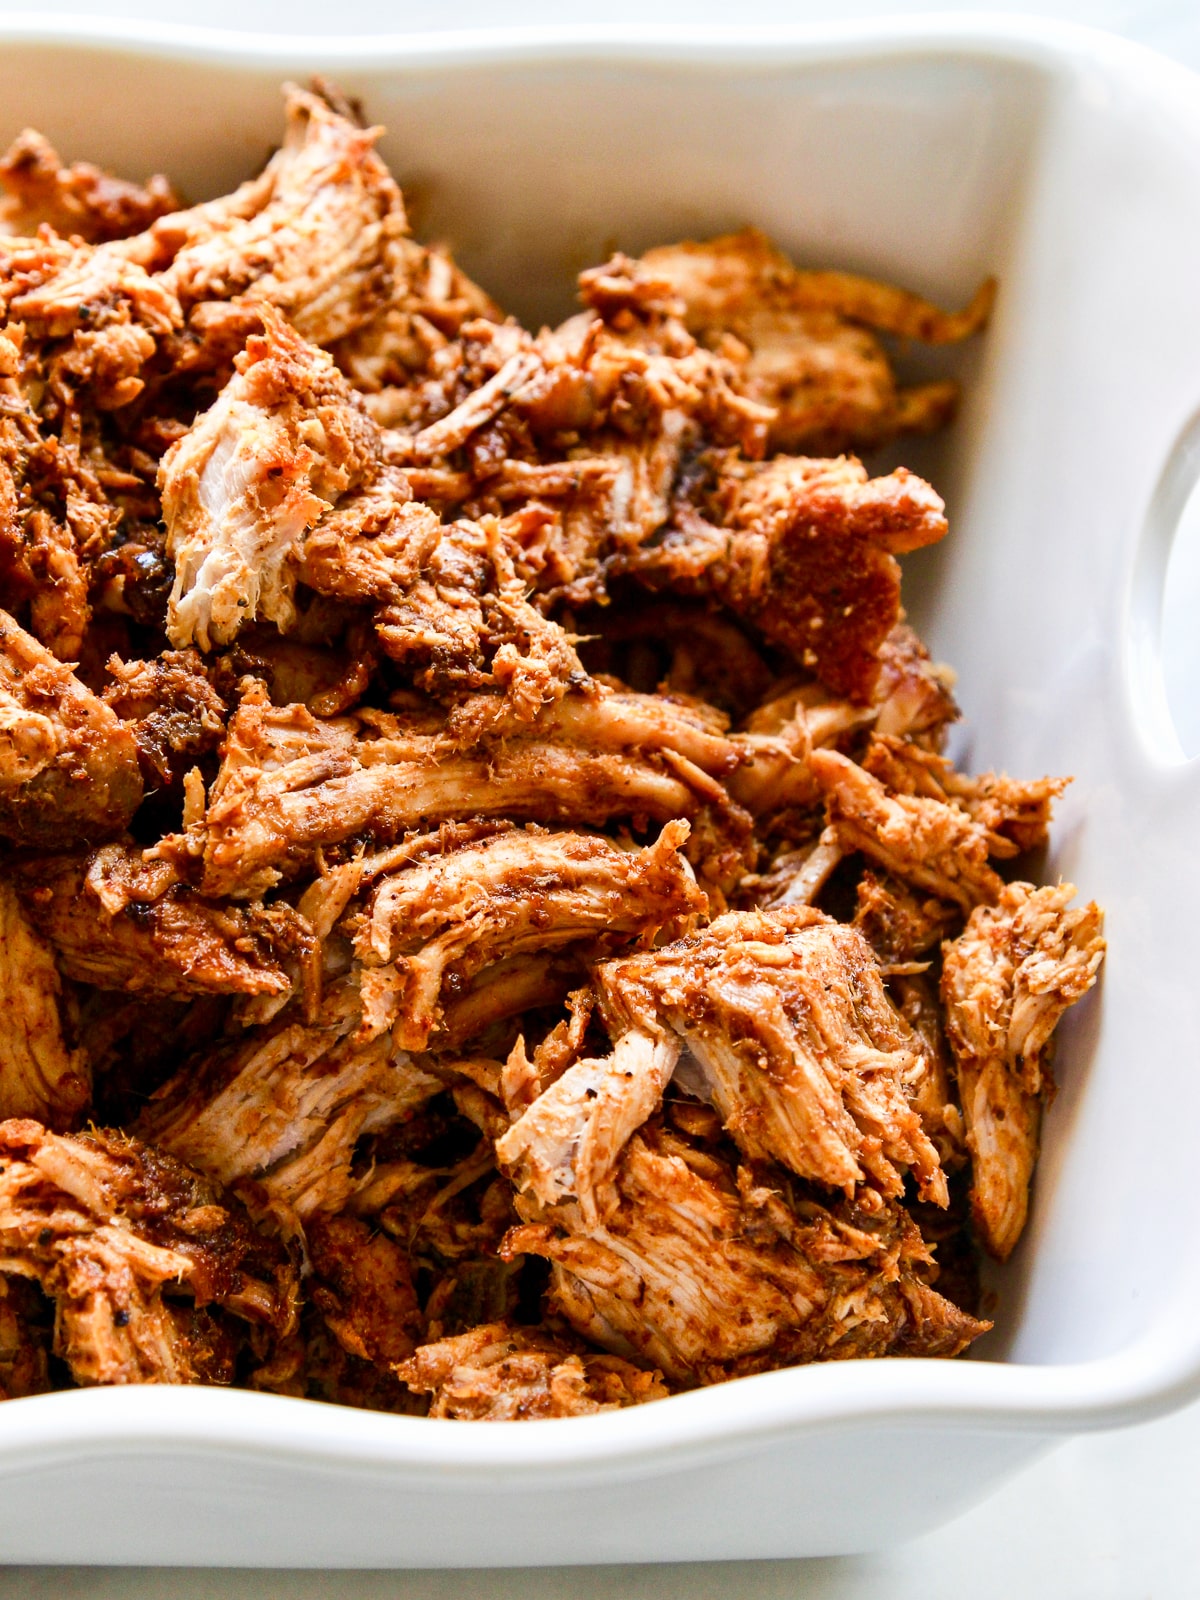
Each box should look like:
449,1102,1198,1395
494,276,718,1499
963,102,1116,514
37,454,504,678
396,1320,668,1418
14,844,312,1001
0,608,142,846
0,128,180,243
0,1119,296,1385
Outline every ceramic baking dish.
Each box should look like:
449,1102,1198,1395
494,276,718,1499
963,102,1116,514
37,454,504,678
0,10,1198,1567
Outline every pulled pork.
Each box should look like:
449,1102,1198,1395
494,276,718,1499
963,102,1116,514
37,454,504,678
0,81,1105,1422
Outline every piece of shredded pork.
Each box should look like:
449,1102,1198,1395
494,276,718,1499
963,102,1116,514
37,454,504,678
163,306,381,650
634,453,949,704
498,907,947,1223
810,743,1067,913
14,843,314,1003
504,1120,987,1385
396,1320,668,1418
0,128,179,243
0,607,142,847
638,228,994,455
154,682,750,901
0,881,90,1127
940,882,1105,1260
348,818,705,1048
0,1120,296,1385
139,84,409,348
137,975,443,1228
0,1274,50,1399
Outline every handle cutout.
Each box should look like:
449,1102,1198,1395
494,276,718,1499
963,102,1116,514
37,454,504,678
1129,407,1200,764
1162,478,1200,760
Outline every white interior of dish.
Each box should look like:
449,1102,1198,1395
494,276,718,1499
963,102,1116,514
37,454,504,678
0,23,1197,1395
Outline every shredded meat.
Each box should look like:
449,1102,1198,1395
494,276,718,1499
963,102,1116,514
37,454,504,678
811,738,1070,918
380,262,772,608
497,1025,682,1227
396,1321,668,1418
438,951,586,1049
862,735,1068,853
639,228,993,455
505,1121,987,1384
330,235,502,428
0,881,90,1126
889,974,967,1172
0,1120,295,1385
940,882,1105,1259
0,82,1104,1414
155,682,748,901
368,515,587,738
728,626,957,825
0,128,179,243
873,625,960,746
139,84,408,348
307,1212,422,1365
291,463,438,601
812,748,1009,911
14,844,312,1002
0,607,142,846
102,650,228,792
635,453,948,703
137,976,443,1226
349,819,705,1048
853,870,959,965
499,905,948,1227
573,597,775,721
163,306,380,650
0,1275,50,1398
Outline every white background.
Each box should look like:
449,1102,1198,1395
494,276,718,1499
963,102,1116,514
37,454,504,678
4,2,1200,1594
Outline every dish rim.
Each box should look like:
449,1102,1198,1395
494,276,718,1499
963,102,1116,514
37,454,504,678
0,8,1196,1472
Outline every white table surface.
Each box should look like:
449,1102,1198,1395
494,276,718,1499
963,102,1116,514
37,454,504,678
4,1,1200,1592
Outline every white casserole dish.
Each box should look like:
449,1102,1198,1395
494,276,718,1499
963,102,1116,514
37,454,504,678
0,10,1198,1567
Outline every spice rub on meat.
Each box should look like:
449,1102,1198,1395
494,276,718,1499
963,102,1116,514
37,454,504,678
0,608,142,847
0,1120,295,1385
0,880,90,1126
638,227,994,456
810,738,1068,914
941,883,1105,1260
137,975,444,1228
636,453,949,704
0,128,180,245
0,82,1104,1417
154,682,749,901
13,843,313,1002
348,818,706,1049
505,1120,987,1385
136,84,408,349
163,306,381,651
498,906,946,1227
397,1321,668,1419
